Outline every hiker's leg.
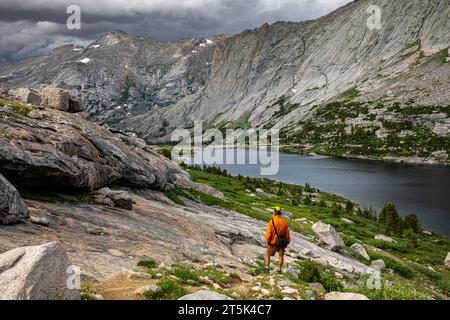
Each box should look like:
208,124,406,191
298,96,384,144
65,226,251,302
278,250,285,273
265,246,271,268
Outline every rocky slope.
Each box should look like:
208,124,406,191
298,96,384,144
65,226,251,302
0,95,370,280
0,0,449,163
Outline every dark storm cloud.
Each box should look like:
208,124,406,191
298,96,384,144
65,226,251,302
0,0,352,62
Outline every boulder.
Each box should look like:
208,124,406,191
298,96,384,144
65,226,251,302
40,85,82,113
27,110,44,120
178,290,233,300
341,218,354,224
312,222,345,252
29,216,50,226
324,292,369,300
445,253,450,267
255,188,273,197
98,188,133,210
374,235,397,243
135,284,161,296
309,283,326,293
0,173,28,225
13,88,42,105
281,287,299,295
94,195,115,207
260,288,271,297
286,265,300,277
199,276,213,285
350,243,370,261
0,242,80,300
371,259,386,270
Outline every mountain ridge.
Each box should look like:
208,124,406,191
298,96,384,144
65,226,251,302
1,0,450,163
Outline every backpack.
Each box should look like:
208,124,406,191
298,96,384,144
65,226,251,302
272,219,289,248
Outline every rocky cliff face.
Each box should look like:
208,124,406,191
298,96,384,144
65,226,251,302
0,95,197,192
1,0,449,162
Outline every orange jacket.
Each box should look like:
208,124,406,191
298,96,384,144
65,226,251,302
265,215,291,246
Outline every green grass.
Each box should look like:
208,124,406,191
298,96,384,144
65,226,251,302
353,274,435,300
170,265,200,284
0,98,33,116
80,287,96,300
199,268,240,286
137,259,158,269
164,187,192,205
339,87,360,100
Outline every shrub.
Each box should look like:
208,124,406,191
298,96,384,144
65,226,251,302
298,260,321,283
158,148,172,160
137,259,158,269
369,253,414,279
320,271,344,292
297,260,343,292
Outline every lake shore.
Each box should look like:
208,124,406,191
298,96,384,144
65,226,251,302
280,145,450,167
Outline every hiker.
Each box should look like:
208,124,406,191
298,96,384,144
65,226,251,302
265,206,291,274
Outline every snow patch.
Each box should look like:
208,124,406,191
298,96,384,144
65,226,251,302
199,43,206,47
79,58,91,64
91,44,100,48
206,39,214,45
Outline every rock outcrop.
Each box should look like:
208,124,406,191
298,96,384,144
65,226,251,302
178,290,233,301
97,188,134,210
350,243,370,261
0,96,195,192
371,259,386,270
0,173,28,225
0,242,80,300
13,88,42,105
312,222,345,252
40,85,83,113
444,253,450,267
374,235,397,243
0,191,371,281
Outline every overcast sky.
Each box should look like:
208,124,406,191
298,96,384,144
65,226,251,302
0,0,352,62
